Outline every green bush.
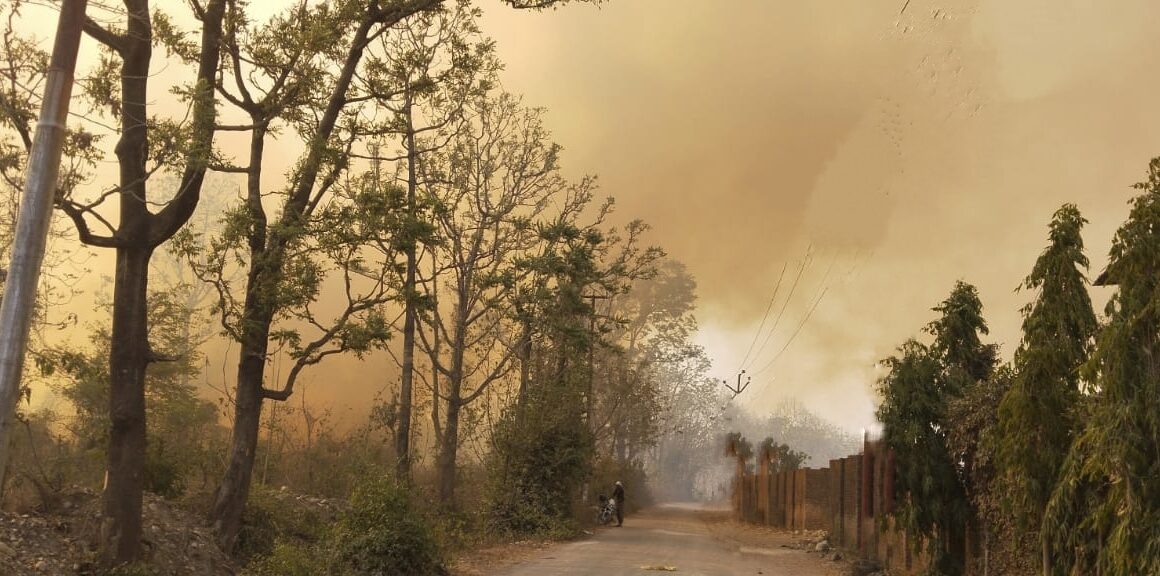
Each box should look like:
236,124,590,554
429,503,486,552
487,387,592,538
244,541,326,576
241,479,447,576
332,478,446,576
143,450,184,499
236,487,325,562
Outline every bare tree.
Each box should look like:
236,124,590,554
416,91,572,504
364,3,496,481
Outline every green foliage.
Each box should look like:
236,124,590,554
241,478,448,576
947,365,1024,574
878,282,994,576
2,408,81,511
926,280,997,387
244,540,323,576
758,437,808,474
332,478,447,576
36,290,223,497
996,204,1096,572
151,9,199,61
235,486,326,562
590,458,651,512
1045,158,1160,576
725,431,753,462
877,339,965,574
487,382,593,537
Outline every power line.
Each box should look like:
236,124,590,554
736,261,787,373
750,254,838,379
745,245,812,371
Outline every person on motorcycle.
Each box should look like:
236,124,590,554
612,481,625,526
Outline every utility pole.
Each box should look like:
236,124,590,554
584,291,610,430
581,290,608,506
0,0,87,493
724,369,751,398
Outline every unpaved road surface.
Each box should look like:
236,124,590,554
490,503,843,576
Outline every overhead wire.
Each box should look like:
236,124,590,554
750,253,838,379
744,245,812,371
735,261,787,373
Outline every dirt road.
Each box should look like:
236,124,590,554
490,503,843,576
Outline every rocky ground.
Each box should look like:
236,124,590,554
774,529,889,576
0,488,234,575
0,485,535,576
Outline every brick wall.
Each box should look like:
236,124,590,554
842,455,860,550
802,468,829,530
730,440,965,575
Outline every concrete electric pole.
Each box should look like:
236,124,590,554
0,0,87,493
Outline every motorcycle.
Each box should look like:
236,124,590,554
597,494,617,525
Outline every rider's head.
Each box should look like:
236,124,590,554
615,481,622,486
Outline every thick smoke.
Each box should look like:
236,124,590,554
480,0,1160,431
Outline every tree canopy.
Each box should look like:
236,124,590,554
996,204,1096,575
1045,159,1160,576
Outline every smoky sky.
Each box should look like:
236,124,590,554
478,0,1160,430
22,0,1160,437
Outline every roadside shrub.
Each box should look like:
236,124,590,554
2,408,90,512
244,541,325,576
331,478,446,576
487,386,592,538
236,486,325,562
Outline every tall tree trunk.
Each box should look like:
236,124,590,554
211,309,270,551
104,246,151,563
0,0,85,493
59,0,223,564
437,302,467,504
516,319,532,406
211,119,271,552
428,257,442,453
207,9,414,547
102,1,152,561
1041,535,1050,576
437,395,460,503
430,328,442,451
396,91,417,481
